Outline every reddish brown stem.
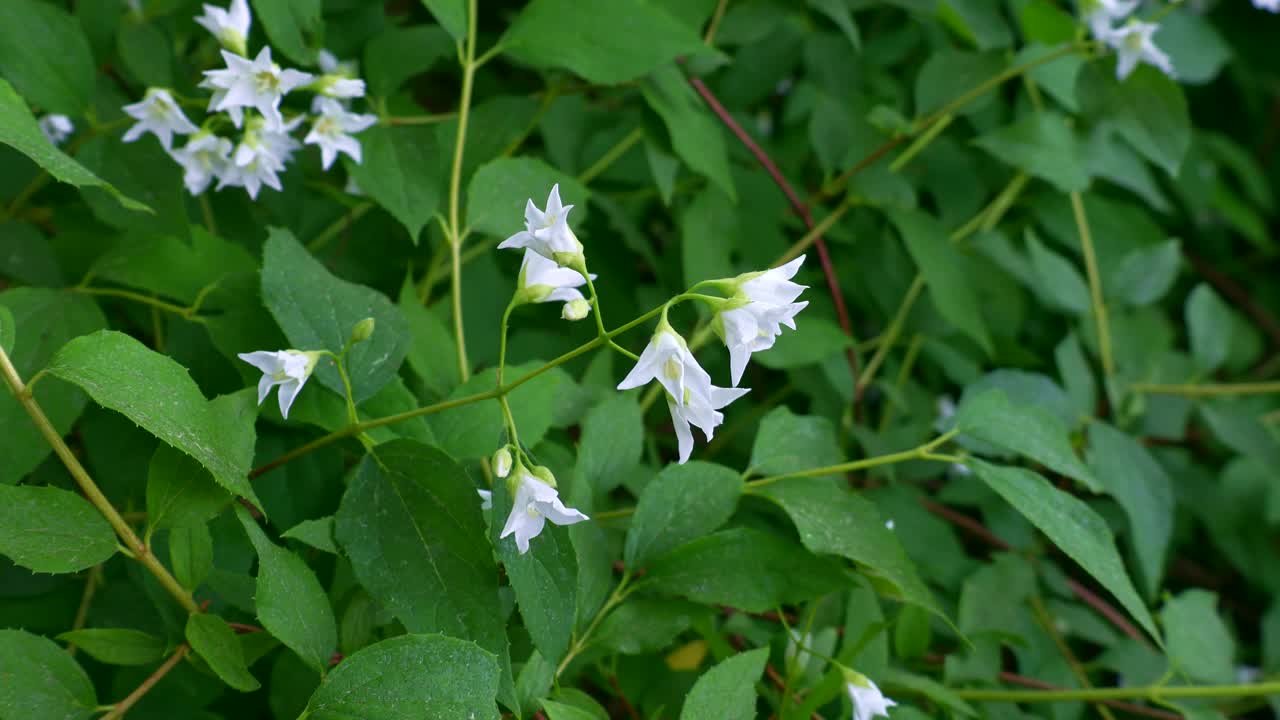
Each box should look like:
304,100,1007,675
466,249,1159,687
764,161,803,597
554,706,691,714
685,74,861,415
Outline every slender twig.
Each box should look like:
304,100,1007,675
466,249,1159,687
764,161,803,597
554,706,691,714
703,0,730,45
100,645,191,720
578,128,644,185
953,681,1280,703
1071,192,1114,378
556,573,634,679
71,287,208,323
1131,381,1280,397
446,0,481,381
380,112,457,125
67,565,103,658
1029,594,1117,720
745,430,959,488
308,202,373,252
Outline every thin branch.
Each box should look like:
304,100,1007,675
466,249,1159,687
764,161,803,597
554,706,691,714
100,645,190,720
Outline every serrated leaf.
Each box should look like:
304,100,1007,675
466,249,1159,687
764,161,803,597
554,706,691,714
968,459,1160,643
0,485,116,573
45,333,261,509
973,112,1089,192
642,65,735,200
420,0,467,41
364,25,452,98
251,0,321,65
0,629,96,720
236,506,337,675
748,406,843,478
679,648,767,720
0,0,95,115
957,389,1099,491
625,461,742,568
1081,64,1190,177
146,444,231,532
282,516,338,554
302,634,500,720
345,126,442,243
261,227,410,403
1162,590,1235,685
427,361,562,459
466,157,590,240
186,614,260,692
169,521,213,591
890,209,994,354
56,629,165,666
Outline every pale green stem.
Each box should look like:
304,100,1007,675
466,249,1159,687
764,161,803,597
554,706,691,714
379,112,457,126
951,681,1280,703
774,202,850,266
556,572,634,679
99,645,191,720
447,0,481,381
889,114,954,173
578,128,644,185
1132,381,1280,397
746,430,960,488
308,202,373,251
704,0,729,44
71,286,207,323
857,276,925,395
1071,192,1114,378
198,194,218,236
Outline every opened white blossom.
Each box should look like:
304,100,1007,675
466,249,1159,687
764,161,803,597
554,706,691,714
171,131,233,195
122,89,198,150
498,184,584,266
237,349,322,419
1256,0,1279,11
1079,0,1137,37
37,114,74,146
845,674,897,720
499,467,589,554
304,98,376,170
715,255,809,386
1105,20,1174,80
665,377,749,464
195,0,251,56
203,47,313,130
220,120,289,199
515,249,593,319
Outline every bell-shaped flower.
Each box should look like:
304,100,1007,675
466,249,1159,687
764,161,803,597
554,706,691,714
714,255,810,386
499,466,589,554
514,249,592,318
237,349,322,419
844,672,897,720
497,184,584,267
1078,0,1137,38
37,114,74,146
666,381,749,464
221,117,290,198
304,98,376,170
171,131,233,195
195,0,251,56
203,47,313,130
122,88,199,150
1256,0,1279,11
1104,20,1174,80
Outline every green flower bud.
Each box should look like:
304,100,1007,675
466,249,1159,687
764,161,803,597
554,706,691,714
349,317,376,344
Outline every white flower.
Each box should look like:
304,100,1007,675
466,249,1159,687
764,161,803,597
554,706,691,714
237,350,321,419
1079,0,1138,37
1104,20,1174,80
304,98,376,170
499,468,588,554
220,118,293,198
516,249,592,318
477,489,493,510
37,114,74,145
846,676,896,720
317,49,358,76
171,131,233,195
203,47,313,130
260,114,304,165
665,380,749,464
497,184,584,266
195,0,251,56
714,255,809,386
1256,0,1280,11
122,89,198,150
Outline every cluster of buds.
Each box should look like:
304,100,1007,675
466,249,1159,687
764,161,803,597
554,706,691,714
119,0,375,198
476,446,590,554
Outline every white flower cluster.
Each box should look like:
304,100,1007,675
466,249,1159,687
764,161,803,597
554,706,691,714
37,114,75,146
120,0,375,198
1080,0,1173,80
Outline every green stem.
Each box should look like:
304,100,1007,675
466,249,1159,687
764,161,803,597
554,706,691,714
578,128,644,185
379,112,457,126
100,645,191,720
496,301,523,451
71,287,207,322
952,681,1280,703
857,276,925,395
557,573,633,679
776,202,850,266
1071,192,1114,378
889,114,953,173
308,202,373,252
746,430,959,488
1131,381,1280,397
447,0,481,382
0,345,200,615
198,194,218,236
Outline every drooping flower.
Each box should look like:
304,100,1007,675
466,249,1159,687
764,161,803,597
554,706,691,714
122,88,199,150
499,466,589,554
171,131,233,195
304,97,376,170
477,489,493,510
1256,0,1280,11
665,379,749,464
202,47,313,130
37,114,74,146
514,249,593,319
1078,0,1138,38
195,0,251,57
311,50,366,102
1104,20,1174,80
220,117,292,198
714,256,809,387
497,184,584,267
844,672,897,720
237,349,322,419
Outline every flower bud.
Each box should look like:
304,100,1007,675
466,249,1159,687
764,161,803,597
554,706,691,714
349,317,375,344
561,298,591,321
530,464,557,488
492,447,513,478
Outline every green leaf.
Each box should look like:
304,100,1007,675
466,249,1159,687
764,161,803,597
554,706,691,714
250,0,321,65
0,305,12,353
90,227,256,305
466,156,590,240
808,0,861,50
0,485,116,573
1087,423,1174,600
1055,333,1096,422
938,0,1011,50
282,516,338,554
1185,283,1232,372
0,79,149,213
235,507,337,675
1156,10,1231,85
541,698,603,720
594,599,709,655
889,209,994,354
146,444,231,532
882,668,977,717
334,441,513,704
915,50,1005,118
968,459,1160,643
625,461,742,568
957,389,1100,491
420,0,467,41
261,228,410,403
303,634,500,720
973,112,1089,192
679,648,768,720
748,406,843,478
399,282,461,399
1025,230,1090,313
116,19,173,89
1107,239,1181,307
575,393,644,494
169,522,214,591
752,316,853,370
0,0,95,115
186,613,260,692
645,527,849,613
679,188,736,290
45,332,261,508
346,126,442,243
753,479,942,619
489,477,578,666
501,0,707,85
428,361,562,460
56,629,165,666
0,629,96,720
1080,64,1190,177
1162,590,1235,685
642,65,735,201
364,25,452,98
